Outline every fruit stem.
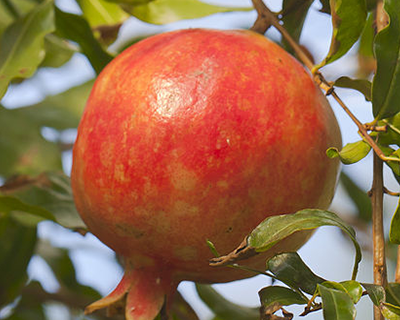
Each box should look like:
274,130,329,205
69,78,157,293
370,153,387,320
250,0,400,164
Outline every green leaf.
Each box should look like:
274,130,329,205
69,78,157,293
195,284,259,320
363,283,386,306
120,0,252,25
1,172,87,231
326,140,371,164
0,0,37,35
55,7,113,74
387,283,400,307
372,0,400,119
40,34,76,68
381,303,400,319
0,215,36,307
259,286,307,307
315,0,367,69
322,281,363,304
77,0,128,27
0,195,56,226
318,283,357,320
0,1,55,99
266,252,325,295
248,209,362,280
340,171,372,222
17,80,93,130
0,105,63,177
378,114,400,147
389,196,400,244
281,0,313,53
334,76,372,101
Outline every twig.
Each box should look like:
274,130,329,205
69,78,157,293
371,153,387,320
249,0,400,163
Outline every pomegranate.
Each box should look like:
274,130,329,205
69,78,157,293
71,29,341,320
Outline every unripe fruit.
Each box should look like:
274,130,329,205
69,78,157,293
71,28,341,320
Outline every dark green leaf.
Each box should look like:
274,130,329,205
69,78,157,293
318,283,356,320
362,283,385,306
55,7,113,74
0,216,36,307
195,284,259,320
259,286,307,308
248,209,362,280
267,252,325,295
316,0,367,68
0,105,63,177
334,76,372,101
372,0,400,119
387,283,400,307
326,140,371,165
389,196,400,244
281,0,313,53
120,0,252,25
340,171,372,222
0,1,55,99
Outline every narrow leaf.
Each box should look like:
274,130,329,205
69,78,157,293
315,0,367,68
334,76,371,101
267,252,325,295
0,1,55,99
195,284,259,320
318,283,357,320
55,7,113,74
120,0,252,25
372,0,400,119
326,140,371,164
248,209,362,280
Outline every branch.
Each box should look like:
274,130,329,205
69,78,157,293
249,0,400,163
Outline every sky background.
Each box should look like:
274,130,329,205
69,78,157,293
2,1,399,319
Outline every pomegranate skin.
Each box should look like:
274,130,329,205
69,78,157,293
71,29,341,319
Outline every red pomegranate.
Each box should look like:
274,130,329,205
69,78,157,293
71,28,341,320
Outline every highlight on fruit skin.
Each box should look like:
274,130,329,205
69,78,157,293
71,28,342,320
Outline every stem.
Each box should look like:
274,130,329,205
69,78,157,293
371,153,387,320
249,0,400,163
